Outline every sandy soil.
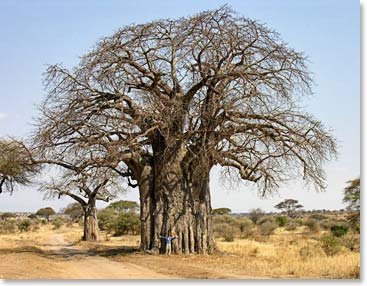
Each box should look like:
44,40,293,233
0,227,253,279
0,230,175,279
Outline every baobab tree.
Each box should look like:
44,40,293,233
33,7,337,253
40,166,124,241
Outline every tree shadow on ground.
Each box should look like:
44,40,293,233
0,244,140,260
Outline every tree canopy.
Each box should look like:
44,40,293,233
30,6,337,253
0,140,38,194
274,199,303,217
343,178,360,211
212,208,231,215
34,6,337,195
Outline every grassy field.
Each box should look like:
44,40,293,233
0,220,360,279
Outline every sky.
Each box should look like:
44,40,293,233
0,0,360,213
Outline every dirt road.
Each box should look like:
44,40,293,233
0,233,175,279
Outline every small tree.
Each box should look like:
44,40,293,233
343,178,360,231
343,178,360,211
212,208,231,216
0,212,16,220
108,200,140,235
36,207,56,222
63,203,84,221
274,199,303,218
248,208,265,224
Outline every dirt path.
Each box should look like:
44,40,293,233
0,232,175,279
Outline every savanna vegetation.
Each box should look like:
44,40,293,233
0,6,359,279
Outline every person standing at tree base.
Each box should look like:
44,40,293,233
160,231,178,255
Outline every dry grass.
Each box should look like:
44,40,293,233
0,223,360,279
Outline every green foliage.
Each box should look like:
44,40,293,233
114,212,140,235
320,235,341,256
248,208,265,224
212,208,231,215
63,203,84,221
274,199,303,217
343,178,360,211
258,221,277,236
275,216,288,227
213,215,255,240
18,219,31,232
107,200,139,213
36,207,56,220
97,208,117,232
27,214,38,220
331,225,348,237
98,200,141,235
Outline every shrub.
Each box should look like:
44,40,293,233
114,211,141,235
303,218,319,232
285,222,298,231
258,221,277,236
98,208,117,233
320,235,341,256
237,217,255,238
275,216,288,227
257,216,275,225
18,219,31,232
52,218,63,230
340,235,360,252
28,214,38,220
248,208,265,224
331,225,348,237
223,229,235,242
0,220,17,233
0,212,16,220
320,219,335,230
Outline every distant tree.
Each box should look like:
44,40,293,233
212,208,231,215
274,199,303,218
107,200,139,213
36,207,56,222
248,208,265,224
0,140,38,194
0,212,16,220
98,200,140,236
63,203,84,221
343,178,360,230
343,178,360,211
28,213,38,220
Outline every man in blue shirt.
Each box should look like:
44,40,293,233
160,231,178,255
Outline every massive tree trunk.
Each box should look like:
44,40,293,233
139,141,215,254
83,201,100,241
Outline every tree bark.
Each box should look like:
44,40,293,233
139,142,215,254
83,202,100,241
